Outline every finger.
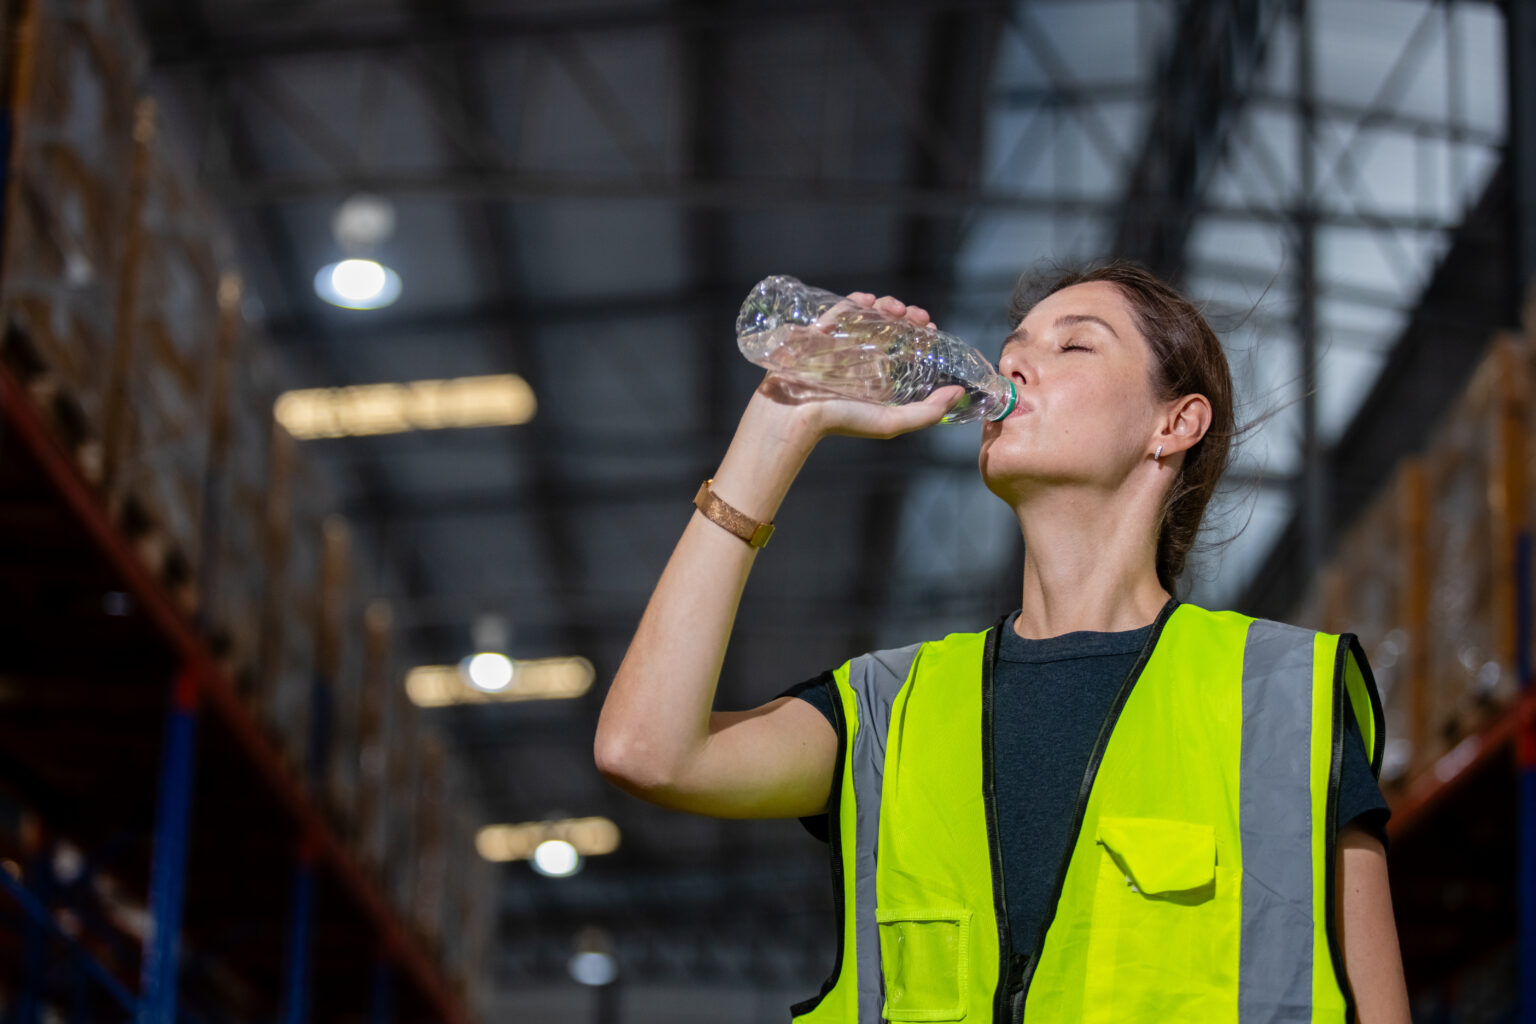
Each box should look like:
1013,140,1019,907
885,399,951,433
846,292,876,306
924,384,965,408
874,295,906,316
905,304,931,326
886,386,966,431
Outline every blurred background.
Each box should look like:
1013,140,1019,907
0,0,1529,1020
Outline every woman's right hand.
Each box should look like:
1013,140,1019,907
753,292,965,443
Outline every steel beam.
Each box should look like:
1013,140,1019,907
215,166,1470,240
279,851,316,1024
1111,0,1275,277
1238,160,1516,618
1295,0,1327,587
137,668,201,1024
146,0,1102,71
1509,0,1536,296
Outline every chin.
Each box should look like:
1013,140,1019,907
978,442,1080,502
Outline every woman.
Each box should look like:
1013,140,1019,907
595,262,1411,1023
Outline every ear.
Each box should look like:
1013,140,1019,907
1155,394,1212,459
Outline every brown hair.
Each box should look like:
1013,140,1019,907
1008,260,1236,595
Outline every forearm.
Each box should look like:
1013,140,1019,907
595,390,817,788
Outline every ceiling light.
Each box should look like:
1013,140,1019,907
314,258,402,309
464,652,514,692
274,374,536,439
531,839,581,878
332,193,396,250
406,656,593,707
569,927,617,986
476,817,621,863
569,951,617,987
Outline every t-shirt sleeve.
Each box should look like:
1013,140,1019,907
1336,694,1391,848
777,673,838,843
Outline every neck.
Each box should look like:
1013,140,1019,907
1010,479,1172,640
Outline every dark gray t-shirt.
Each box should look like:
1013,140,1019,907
783,610,1389,954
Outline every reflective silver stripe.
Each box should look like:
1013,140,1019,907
847,642,922,1023
1239,619,1317,1023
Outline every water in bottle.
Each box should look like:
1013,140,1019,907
735,275,1016,424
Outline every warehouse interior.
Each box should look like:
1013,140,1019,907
0,0,1531,1020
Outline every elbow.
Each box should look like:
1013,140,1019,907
593,728,677,796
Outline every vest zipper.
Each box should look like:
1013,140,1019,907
1006,598,1180,1018
978,620,1014,1024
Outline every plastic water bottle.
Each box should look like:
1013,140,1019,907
735,275,1016,424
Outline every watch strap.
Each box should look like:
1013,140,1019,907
693,479,775,549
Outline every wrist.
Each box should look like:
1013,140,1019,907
708,391,818,524
742,385,824,455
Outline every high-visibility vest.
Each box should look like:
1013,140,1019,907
790,601,1384,1024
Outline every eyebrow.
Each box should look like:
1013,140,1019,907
1054,314,1120,339
1002,313,1121,350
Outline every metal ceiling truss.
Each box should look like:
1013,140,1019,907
1239,0,1520,615
146,0,1127,70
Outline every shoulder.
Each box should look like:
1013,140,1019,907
829,623,997,691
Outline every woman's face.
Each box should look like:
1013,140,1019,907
979,281,1164,502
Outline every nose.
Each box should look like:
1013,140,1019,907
997,343,1031,388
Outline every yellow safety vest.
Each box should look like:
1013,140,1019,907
790,601,1383,1024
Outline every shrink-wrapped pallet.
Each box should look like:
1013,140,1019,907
460,836,495,1011
0,0,144,468
354,600,394,878
441,805,495,1004
256,441,330,778
206,304,278,694
411,736,448,951
439,804,474,983
384,684,421,924
1326,461,1427,785
103,98,223,608
1424,333,1527,761
318,514,364,837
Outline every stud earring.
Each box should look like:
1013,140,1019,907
1154,445,1164,462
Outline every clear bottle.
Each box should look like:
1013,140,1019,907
735,275,1016,424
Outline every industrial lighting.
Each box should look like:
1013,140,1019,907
464,652,514,692
314,258,402,309
569,950,617,987
406,656,594,707
476,816,621,863
532,839,581,878
568,928,618,986
274,374,537,439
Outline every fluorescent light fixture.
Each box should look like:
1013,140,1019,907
314,258,402,309
476,816,621,863
274,374,536,439
406,656,593,707
464,652,514,692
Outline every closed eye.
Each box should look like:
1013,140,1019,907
1060,343,1092,353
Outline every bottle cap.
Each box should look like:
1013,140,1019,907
987,379,1018,422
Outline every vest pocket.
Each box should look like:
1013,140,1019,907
1096,816,1216,898
1082,817,1223,1022
876,907,971,1022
